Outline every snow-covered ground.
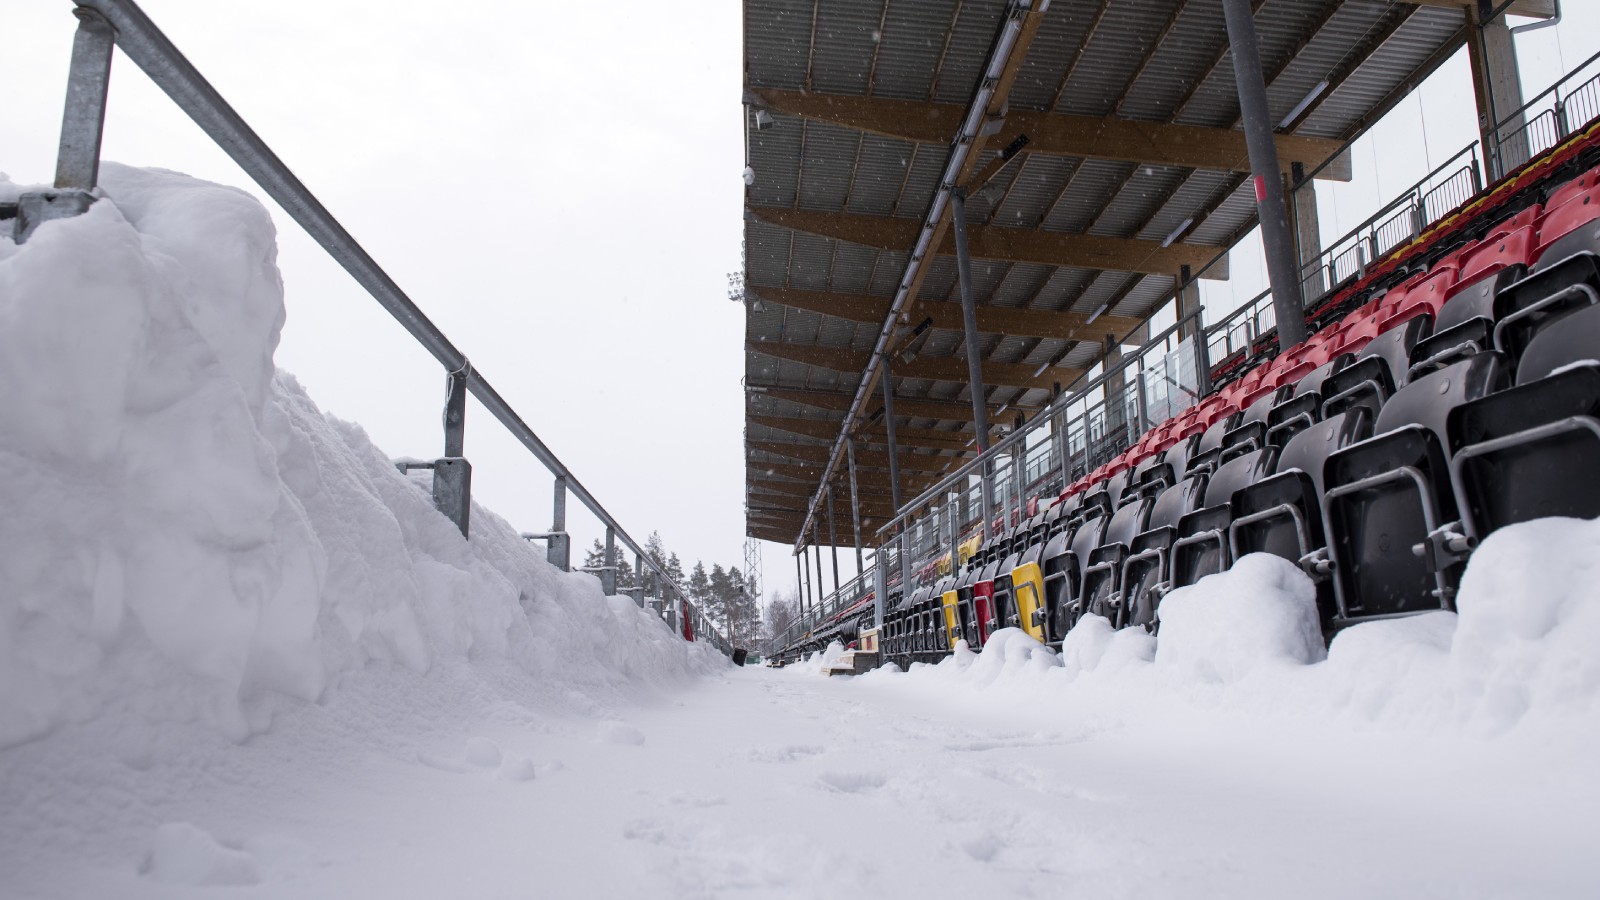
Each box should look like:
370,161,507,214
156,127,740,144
3,167,1598,898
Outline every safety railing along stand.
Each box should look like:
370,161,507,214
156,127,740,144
25,0,737,656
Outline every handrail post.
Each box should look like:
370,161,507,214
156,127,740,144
17,6,115,243
602,526,617,596
548,475,570,571
432,367,472,537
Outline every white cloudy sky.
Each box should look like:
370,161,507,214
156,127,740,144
4,0,1598,611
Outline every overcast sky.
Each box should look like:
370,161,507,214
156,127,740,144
5,1,1598,613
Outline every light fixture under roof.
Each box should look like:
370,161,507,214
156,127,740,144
1084,302,1110,326
1280,80,1329,130
1161,217,1195,248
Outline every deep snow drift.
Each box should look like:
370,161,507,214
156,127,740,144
2,165,1597,899
0,166,720,894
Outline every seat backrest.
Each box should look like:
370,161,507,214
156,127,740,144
1460,226,1536,281
1437,266,1523,333
1163,433,1197,479
1493,253,1600,359
1292,354,1349,398
1104,469,1133,507
1517,301,1600,385
1365,314,1433,389
1100,494,1154,549
1536,187,1600,262
1145,473,1208,532
1372,352,1510,443
1274,407,1372,495
1544,170,1600,209
1202,446,1280,508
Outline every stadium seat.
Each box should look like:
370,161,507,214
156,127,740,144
1322,353,1510,625
1119,472,1209,631
1169,446,1279,594
1222,387,1292,453
1458,225,1536,282
1492,252,1600,359
1535,185,1600,263
1040,491,1111,640
1228,408,1373,625
1081,487,1156,623
1266,355,1351,446
1321,315,1432,422
1448,302,1600,543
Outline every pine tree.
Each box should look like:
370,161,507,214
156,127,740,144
709,563,732,632
686,561,711,616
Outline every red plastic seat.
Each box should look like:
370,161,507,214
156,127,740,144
1536,185,1600,261
1544,167,1600,210
1459,225,1535,281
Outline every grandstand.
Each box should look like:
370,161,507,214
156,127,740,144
739,0,1599,661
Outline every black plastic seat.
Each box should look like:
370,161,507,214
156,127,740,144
1163,432,1199,479
1120,473,1209,631
1185,413,1241,476
1170,447,1280,593
1492,253,1600,361
1267,356,1349,447
1448,302,1600,543
1222,388,1291,454
1229,408,1373,627
1409,267,1524,375
1322,316,1432,422
1040,493,1111,641
1323,353,1510,626
1081,491,1156,625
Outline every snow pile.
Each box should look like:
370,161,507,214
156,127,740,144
1155,552,1326,684
0,164,718,754
851,540,1600,740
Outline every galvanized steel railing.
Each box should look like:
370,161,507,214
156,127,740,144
19,0,737,656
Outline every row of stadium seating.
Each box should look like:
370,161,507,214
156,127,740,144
878,147,1600,665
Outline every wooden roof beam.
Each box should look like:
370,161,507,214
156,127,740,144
750,88,1352,181
749,286,1142,344
749,206,1228,280
749,341,1083,393
747,440,958,473
749,414,977,453
758,386,1022,423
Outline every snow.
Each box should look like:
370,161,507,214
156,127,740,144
3,166,1598,898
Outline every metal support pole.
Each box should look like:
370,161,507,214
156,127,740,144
952,188,996,539
18,7,115,243
813,521,827,612
940,493,953,570
872,555,887,631
632,551,646,608
846,437,865,577
1222,0,1307,351
881,365,904,511
57,7,116,190
548,475,570,571
443,365,467,458
827,487,841,594
430,365,471,537
898,532,913,602
602,526,617,596
802,546,813,617
795,551,807,622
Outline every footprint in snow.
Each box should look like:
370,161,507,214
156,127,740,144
417,736,504,772
597,720,646,746
745,744,825,763
816,771,888,794
140,822,259,886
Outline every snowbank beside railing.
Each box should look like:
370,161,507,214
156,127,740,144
846,521,1600,740
0,165,719,753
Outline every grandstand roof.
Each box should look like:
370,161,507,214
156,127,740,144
741,0,1538,546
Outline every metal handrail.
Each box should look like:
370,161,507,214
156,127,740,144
66,0,737,654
